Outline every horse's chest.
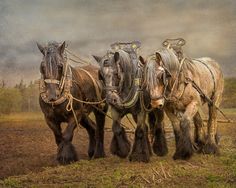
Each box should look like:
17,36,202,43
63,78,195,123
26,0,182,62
167,100,185,111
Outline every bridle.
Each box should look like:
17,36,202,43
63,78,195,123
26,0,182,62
150,66,169,101
39,50,72,105
101,51,142,109
99,53,124,95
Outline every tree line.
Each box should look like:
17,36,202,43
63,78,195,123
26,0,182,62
0,80,40,114
0,78,235,114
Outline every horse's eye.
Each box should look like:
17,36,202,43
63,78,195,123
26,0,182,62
103,60,109,67
40,63,46,74
58,64,63,68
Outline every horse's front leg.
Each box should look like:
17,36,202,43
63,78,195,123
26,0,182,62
129,110,151,162
93,104,108,158
110,107,131,158
57,113,81,164
151,109,168,156
133,114,152,156
45,117,62,146
173,101,198,160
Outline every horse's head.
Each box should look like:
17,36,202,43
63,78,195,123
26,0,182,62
143,52,171,109
93,51,129,107
37,41,66,102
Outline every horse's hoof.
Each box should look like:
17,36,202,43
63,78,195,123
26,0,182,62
88,149,95,159
129,127,151,163
91,141,106,159
194,141,205,154
152,133,168,156
93,150,106,159
173,146,194,160
202,142,220,155
110,128,131,158
57,141,78,165
129,152,150,163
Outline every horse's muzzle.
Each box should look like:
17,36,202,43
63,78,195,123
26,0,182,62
106,91,121,106
47,84,60,101
150,99,164,109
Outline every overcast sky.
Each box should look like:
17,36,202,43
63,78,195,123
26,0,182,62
0,0,235,86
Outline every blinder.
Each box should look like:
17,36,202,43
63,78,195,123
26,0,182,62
151,67,169,101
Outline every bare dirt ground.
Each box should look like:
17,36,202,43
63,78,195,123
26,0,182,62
0,113,115,179
0,111,235,187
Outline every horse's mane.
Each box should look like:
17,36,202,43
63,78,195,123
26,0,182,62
114,50,135,90
146,48,195,89
158,48,196,75
44,41,63,79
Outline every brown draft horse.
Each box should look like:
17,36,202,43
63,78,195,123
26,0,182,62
142,47,224,160
37,41,108,164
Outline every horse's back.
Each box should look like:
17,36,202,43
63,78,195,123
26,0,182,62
193,57,223,82
192,57,224,103
72,64,103,100
74,65,99,79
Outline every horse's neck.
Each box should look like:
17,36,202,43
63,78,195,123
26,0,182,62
167,64,182,90
70,67,83,95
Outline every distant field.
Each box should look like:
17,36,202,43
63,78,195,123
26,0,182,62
222,78,236,108
0,109,235,187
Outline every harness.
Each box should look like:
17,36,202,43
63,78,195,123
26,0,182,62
107,42,143,109
39,51,104,106
39,64,72,106
192,58,216,100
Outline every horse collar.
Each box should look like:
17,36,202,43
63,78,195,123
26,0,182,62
119,57,143,108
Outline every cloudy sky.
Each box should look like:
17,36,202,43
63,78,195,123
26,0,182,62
0,0,235,86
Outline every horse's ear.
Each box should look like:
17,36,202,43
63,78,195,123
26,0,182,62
92,55,102,65
36,42,45,55
139,56,146,65
155,52,162,66
58,41,66,55
98,70,103,81
114,52,120,63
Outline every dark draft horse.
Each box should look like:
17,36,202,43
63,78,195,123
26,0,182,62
94,46,168,162
142,47,224,160
37,41,108,164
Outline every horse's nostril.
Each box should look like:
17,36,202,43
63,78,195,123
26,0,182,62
113,98,117,104
158,104,163,108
